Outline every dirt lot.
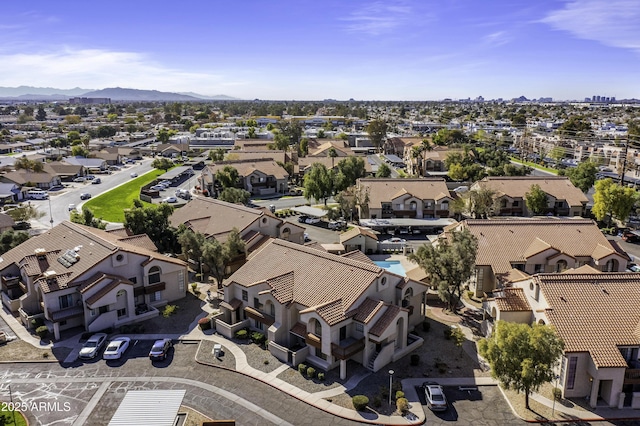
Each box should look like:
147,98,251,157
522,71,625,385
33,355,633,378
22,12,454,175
0,339,54,362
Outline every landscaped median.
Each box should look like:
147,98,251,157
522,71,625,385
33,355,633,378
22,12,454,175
82,169,167,222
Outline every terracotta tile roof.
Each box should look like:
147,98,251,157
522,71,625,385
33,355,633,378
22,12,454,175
226,239,384,325
169,197,265,237
564,265,602,274
290,322,307,338
370,305,404,337
537,273,640,368
267,271,295,304
349,297,385,323
310,299,347,325
502,268,530,283
85,276,133,307
106,228,130,238
226,150,287,164
21,251,61,277
523,238,554,258
341,250,375,265
473,176,588,207
1,170,56,184
495,287,531,312
591,243,615,260
205,158,288,180
115,235,158,252
405,266,428,282
455,219,627,275
357,178,451,209
36,272,74,293
340,226,379,243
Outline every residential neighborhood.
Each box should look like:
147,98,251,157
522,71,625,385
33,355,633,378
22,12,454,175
2,93,640,425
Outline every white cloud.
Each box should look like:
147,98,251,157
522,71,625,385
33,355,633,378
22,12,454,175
482,31,511,47
541,0,640,50
0,48,244,93
341,1,413,36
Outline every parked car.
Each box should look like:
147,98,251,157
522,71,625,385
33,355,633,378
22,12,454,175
73,177,86,183
423,382,448,411
298,215,309,223
80,193,92,200
85,175,95,181
382,237,406,244
91,177,101,184
27,189,49,200
305,217,321,224
68,204,76,211
130,173,138,178
304,232,310,242
103,337,131,360
12,221,31,230
149,338,173,361
162,196,177,203
150,185,165,191
328,220,346,230
78,333,108,359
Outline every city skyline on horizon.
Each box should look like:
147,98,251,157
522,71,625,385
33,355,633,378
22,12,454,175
1,0,639,101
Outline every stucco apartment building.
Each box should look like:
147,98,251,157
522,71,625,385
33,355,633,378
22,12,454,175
217,239,427,379
356,178,453,220
199,158,289,197
0,221,187,340
470,176,589,217
169,197,305,249
484,271,640,409
444,219,629,297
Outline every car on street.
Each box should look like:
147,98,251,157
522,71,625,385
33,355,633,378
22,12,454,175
80,193,92,200
73,177,86,182
304,232,310,242
12,221,31,230
85,175,95,181
382,237,406,244
162,196,177,203
103,337,131,360
423,382,448,411
27,189,48,200
305,217,321,224
150,185,165,191
78,333,108,359
149,338,173,361
298,215,309,223
91,177,101,184
130,173,138,178
328,220,346,230
68,204,76,211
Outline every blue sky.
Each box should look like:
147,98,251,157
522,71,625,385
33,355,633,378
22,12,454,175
1,0,639,100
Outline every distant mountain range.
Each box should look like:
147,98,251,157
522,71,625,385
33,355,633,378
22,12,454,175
0,86,237,101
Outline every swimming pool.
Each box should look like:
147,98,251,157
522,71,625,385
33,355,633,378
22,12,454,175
373,260,407,276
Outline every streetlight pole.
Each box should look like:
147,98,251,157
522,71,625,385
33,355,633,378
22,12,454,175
7,379,16,426
48,194,54,228
200,257,203,283
388,370,394,406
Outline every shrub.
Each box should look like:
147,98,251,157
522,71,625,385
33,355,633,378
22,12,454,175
422,320,431,332
317,372,325,381
42,352,50,358
198,317,211,330
380,386,389,398
395,390,405,400
35,325,49,339
467,290,475,300
553,387,562,401
163,304,178,318
250,332,266,345
31,317,44,328
410,354,420,366
306,367,316,378
396,397,409,414
443,328,452,339
373,396,382,407
191,282,198,292
352,395,369,411
298,363,307,374
263,359,269,365
235,329,248,339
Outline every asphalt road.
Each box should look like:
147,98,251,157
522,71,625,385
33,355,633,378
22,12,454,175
0,342,362,426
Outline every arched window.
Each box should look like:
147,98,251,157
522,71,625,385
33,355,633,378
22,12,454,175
501,199,508,208
409,201,417,211
605,259,619,272
117,290,125,298
556,259,568,272
282,227,290,239
148,266,161,284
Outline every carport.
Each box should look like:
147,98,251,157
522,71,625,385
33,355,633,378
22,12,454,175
108,389,186,426
291,206,328,217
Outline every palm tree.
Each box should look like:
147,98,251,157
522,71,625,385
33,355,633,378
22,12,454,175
411,146,424,177
328,147,338,169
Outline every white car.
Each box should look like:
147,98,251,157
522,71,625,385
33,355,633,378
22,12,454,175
423,382,448,411
382,237,406,244
103,337,131,360
305,217,321,224
73,177,86,183
162,196,177,203
130,173,138,178
68,204,76,211
78,333,108,359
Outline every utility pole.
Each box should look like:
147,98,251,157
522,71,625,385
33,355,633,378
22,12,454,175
620,139,629,187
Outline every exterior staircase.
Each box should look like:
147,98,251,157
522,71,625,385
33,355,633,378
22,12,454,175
367,350,379,371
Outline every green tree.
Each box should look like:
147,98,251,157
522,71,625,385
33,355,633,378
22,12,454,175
35,106,47,121
299,138,309,157
467,188,497,218
23,106,34,116
71,145,89,157
525,184,549,215
0,230,30,254
70,207,107,229
124,202,177,253
209,148,226,162
327,147,338,169
592,178,638,226
7,204,44,223
67,131,81,143
215,166,239,189
218,187,251,205
565,161,598,193
151,157,174,172
549,146,565,167
157,128,177,143
333,157,366,192
303,163,333,205
203,228,246,288
479,321,564,409
558,116,592,138
433,129,469,146
14,157,44,173
408,228,478,311
375,163,392,178
366,119,388,153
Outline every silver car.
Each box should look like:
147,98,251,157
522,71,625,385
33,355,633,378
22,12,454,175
424,382,448,411
78,333,107,359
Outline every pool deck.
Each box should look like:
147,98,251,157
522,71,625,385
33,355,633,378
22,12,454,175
368,254,420,275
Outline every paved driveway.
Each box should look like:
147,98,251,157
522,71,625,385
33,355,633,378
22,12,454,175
416,385,521,425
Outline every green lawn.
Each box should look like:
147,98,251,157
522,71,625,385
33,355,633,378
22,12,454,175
0,408,27,426
510,157,558,174
83,169,166,222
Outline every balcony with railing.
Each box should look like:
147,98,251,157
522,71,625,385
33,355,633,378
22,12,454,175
624,369,640,385
331,337,365,360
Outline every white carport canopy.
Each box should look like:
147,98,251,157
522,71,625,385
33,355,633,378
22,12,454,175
291,205,328,217
108,390,186,426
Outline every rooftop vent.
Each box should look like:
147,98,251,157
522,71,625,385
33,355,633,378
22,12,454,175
34,248,47,259
42,270,56,280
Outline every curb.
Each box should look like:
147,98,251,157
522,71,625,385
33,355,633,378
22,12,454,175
193,341,425,425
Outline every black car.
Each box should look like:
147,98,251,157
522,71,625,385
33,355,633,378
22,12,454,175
149,338,173,361
80,193,92,200
12,221,31,230
298,215,309,223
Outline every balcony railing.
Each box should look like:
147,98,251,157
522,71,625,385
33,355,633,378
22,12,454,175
331,337,365,360
625,369,640,384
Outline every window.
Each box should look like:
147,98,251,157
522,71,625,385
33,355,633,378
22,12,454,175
513,201,519,207
150,291,162,302
90,308,97,317
99,305,109,314
129,277,137,284
500,199,507,208
148,266,161,284
512,263,525,271
59,294,73,309
340,326,346,341
560,356,567,387
282,227,290,239
178,270,185,292
60,320,67,326
566,356,578,389
477,268,484,292
255,320,263,330
253,297,263,309
117,308,126,318
314,320,322,336
556,260,568,272
116,290,125,298
409,201,417,211
116,254,124,262
534,264,544,274
269,303,275,316
242,290,248,301
355,323,364,333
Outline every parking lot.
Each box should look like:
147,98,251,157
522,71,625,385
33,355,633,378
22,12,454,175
415,384,519,425
66,338,175,366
